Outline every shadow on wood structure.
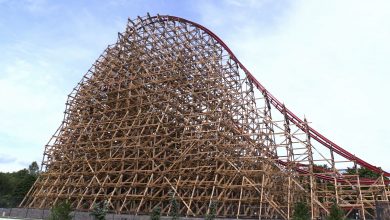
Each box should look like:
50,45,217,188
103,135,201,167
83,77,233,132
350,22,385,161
20,14,390,220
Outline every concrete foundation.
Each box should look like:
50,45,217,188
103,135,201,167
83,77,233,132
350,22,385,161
0,208,267,220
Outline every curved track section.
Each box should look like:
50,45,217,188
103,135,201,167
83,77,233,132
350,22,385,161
21,14,389,220
153,15,388,178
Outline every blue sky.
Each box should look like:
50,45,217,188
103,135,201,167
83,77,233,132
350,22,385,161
0,0,389,172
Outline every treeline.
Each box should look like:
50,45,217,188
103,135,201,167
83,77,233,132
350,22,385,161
0,161,39,207
345,166,386,179
314,164,387,179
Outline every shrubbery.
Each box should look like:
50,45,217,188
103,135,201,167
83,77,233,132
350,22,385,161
48,200,72,220
169,192,180,220
326,202,344,220
0,161,39,207
205,201,217,220
292,201,310,220
90,200,109,220
151,206,161,220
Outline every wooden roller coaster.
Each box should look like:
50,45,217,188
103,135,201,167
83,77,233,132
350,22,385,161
21,14,390,219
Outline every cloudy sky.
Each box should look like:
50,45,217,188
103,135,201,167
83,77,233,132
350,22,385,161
0,0,389,172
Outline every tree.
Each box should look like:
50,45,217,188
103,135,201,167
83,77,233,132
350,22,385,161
150,206,161,220
345,166,388,180
0,163,38,208
169,192,180,220
48,200,72,220
313,164,330,173
0,173,12,207
11,170,36,205
292,201,310,220
28,161,40,176
205,201,217,220
90,200,109,220
326,202,344,220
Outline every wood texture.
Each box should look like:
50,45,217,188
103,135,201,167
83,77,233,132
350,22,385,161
21,14,389,220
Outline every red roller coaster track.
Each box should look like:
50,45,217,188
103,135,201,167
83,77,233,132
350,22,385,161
152,15,389,178
21,14,389,219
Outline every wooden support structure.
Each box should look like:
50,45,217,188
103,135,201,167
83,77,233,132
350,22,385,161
21,14,389,219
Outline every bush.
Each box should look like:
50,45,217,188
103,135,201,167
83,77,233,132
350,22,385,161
150,206,161,220
292,201,310,220
90,200,109,220
0,162,39,208
48,200,72,220
169,192,180,220
205,201,217,220
326,202,344,220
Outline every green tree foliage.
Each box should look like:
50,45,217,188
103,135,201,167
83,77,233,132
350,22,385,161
292,201,310,220
205,201,217,220
90,200,109,220
313,164,330,173
0,172,13,207
28,161,40,176
48,200,72,220
169,192,180,220
326,202,344,220
0,162,38,207
150,206,161,220
346,166,386,179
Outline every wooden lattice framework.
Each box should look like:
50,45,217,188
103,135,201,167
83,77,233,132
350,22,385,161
21,14,390,219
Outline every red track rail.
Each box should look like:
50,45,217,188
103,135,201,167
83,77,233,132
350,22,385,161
146,15,389,178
